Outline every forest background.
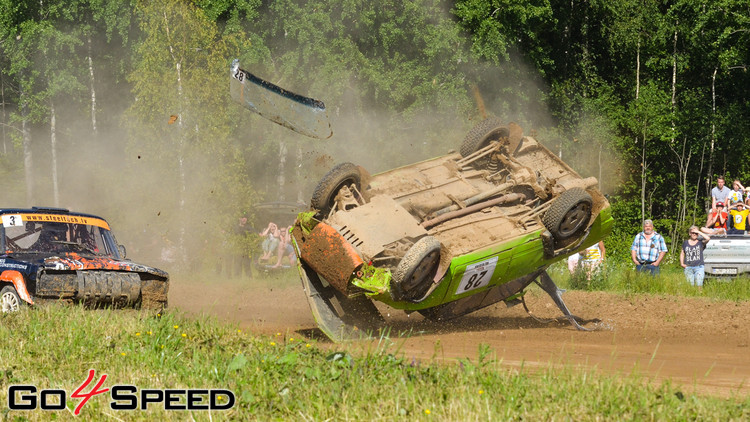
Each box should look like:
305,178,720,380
0,0,748,268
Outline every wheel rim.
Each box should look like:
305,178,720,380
1,291,19,312
402,250,440,293
327,178,357,210
559,202,591,236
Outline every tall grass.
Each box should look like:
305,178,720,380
549,260,750,301
0,305,747,420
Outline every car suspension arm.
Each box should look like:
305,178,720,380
529,270,592,331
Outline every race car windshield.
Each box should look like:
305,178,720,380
2,220,116,257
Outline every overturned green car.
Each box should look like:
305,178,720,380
291,118,613,341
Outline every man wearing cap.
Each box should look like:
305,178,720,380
727,202,750,234
702,201,727,235
631,219,668,275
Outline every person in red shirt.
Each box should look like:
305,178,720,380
702,201,727,235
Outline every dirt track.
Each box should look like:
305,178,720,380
171,274,750,398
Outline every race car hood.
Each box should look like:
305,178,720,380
6,252,168,280
43,253,168,278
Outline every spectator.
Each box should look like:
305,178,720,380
579,241,606,279
630,219,668,275
701,202,727,236
259,222,280,261
711,176,731,208
729,179,746,204
567,253,579,275
680,226,710,288
727,202,750,234
272,226,297,268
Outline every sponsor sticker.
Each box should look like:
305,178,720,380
1,214,110,230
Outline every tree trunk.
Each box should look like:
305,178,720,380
50,101,60,206
87,36,97,135
636,38,643,222
669,27,683,250
164,11,186,257
277,140,287,202
707,67,717,199
693,142,707,222
636,40,641,100
641,123,646,222
21,88,33,205
1,76,6,155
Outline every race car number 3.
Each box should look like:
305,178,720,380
2,214,23,227
457,256,498,294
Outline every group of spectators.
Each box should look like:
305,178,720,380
629,176,748,289
704,177,750,236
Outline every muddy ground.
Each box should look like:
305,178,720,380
171,273,750,398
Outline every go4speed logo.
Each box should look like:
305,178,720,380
8,370,235,415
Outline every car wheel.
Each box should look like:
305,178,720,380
393,236,441,302
543,188,593,240
460,116,509,159
1,285,21,312
310,162,364,217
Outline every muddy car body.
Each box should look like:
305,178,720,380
0,207,168,312
291,118,613,341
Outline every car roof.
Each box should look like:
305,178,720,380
0,206,107,221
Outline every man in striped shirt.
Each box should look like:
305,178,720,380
630,219,667,275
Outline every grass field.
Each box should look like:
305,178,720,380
549,260,750,302
1,302,748,421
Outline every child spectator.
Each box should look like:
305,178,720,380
701,202,727,235
579,241,606,280
728,202,750,234
729,179,745,204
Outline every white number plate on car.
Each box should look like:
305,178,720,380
713,267,737,275
457,256,498,294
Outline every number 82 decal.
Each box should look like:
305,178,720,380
456,256,498,294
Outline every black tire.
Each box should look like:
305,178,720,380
0,285,21,312
543,188,593,241
392,236,441,302
310,162,363,217
460,117,509,158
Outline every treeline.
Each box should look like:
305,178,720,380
0,0,748,264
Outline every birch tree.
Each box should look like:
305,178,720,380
127,0,253,258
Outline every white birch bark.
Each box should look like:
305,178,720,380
21,89,33,205
50,101,59,206
164,11,187,258
87,36,97,134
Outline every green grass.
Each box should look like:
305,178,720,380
0,305,748,421
549,260,750,301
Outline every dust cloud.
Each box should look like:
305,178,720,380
5,9,621,293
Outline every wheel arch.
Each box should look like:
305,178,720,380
0,270,34,305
